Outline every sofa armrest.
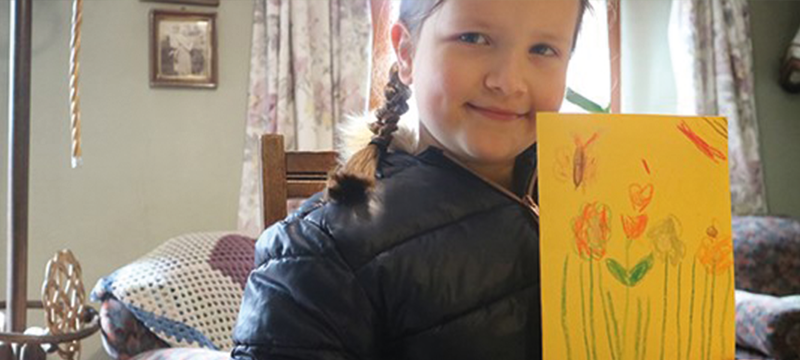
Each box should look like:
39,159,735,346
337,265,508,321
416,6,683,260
736,290,800,360
733,216,800,296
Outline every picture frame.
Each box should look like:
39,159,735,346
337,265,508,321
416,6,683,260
141,0,220,7
150,10,218,89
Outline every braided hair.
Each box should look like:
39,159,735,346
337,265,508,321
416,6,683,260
326,63,411,203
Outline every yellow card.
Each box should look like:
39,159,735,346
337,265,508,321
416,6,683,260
537,113,735,360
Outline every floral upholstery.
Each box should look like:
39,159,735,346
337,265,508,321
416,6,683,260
735,290,800,360
98,295,169,360
733,216,800,296
732,216,800,360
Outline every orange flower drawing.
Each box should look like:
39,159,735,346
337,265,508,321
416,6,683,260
696,224,734,275
629,183,654,213
621,214,648,240
573,202,612,260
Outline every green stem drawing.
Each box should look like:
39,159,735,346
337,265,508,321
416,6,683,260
608,291,621,360
686,261,697,360
659,262,669,360
562,256,573,360
623,241,631,360
642,298,651,360
706,271,717,360
720,269,732,358
676,264,682,360
635,298,642,360
581,262,591,360
590,259,598,360
599,266,617,360
700,269,710,360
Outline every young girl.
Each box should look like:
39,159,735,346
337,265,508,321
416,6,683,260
232,1,588,358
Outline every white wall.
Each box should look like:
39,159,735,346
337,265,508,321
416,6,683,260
0,0,254,358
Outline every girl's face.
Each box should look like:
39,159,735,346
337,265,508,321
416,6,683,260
394,0,580,166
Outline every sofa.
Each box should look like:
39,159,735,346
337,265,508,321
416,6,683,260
91,216,800,360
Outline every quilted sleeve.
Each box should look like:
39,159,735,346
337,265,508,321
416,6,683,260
230,218,379,360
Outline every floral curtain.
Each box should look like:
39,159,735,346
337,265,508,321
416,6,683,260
669,0,768,215
238,0,372,235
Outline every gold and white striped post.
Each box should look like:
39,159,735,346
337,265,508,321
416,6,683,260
69,0,83,168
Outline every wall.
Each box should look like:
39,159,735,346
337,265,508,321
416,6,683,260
750,0,800,219
0,0,254,358
622,0,800,219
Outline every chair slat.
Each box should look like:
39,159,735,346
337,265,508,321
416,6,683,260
287,181,327,198
261,134,339,229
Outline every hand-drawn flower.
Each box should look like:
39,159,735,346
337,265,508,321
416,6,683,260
629,183,654,213
647,215,685,265
696,224,733,275
573,202,612,260
621,214,648,240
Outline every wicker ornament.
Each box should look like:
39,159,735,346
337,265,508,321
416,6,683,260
42,250,86,360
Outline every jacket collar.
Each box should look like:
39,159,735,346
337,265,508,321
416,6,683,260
415,144,537,199
337,112,538,210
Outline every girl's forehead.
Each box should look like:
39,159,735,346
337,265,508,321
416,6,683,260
429,0,580,40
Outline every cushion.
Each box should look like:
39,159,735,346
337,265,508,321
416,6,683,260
92,232,256,351
98,295,169,359
736,290,800,360
131,348,230,360
733,216,800,296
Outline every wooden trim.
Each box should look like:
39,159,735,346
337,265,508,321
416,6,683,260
608,0,622,113
261,135,288,229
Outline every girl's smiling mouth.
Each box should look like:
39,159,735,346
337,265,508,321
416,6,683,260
466,103,530,121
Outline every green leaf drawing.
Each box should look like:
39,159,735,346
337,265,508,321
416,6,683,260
629,254,655,286
606,258,630,286
605,254,655,287
566,87,610,114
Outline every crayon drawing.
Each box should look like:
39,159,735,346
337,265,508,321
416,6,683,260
538,113,735,360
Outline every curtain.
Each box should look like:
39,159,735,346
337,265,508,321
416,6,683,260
669,0,768,215
238,0,372,236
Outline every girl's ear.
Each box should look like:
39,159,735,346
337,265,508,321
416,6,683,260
390,23,414,85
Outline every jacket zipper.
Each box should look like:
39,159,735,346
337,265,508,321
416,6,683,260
441,152,540,223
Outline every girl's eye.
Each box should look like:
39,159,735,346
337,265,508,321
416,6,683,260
531,44,558,57
458,33,489,45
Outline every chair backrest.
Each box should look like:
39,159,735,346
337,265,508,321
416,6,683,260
261,134,339,228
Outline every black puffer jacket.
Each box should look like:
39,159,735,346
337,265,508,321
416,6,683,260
231,145,541,360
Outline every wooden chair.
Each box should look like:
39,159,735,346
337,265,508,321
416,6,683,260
261,134,339,228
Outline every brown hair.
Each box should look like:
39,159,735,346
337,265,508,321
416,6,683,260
327,0,590,203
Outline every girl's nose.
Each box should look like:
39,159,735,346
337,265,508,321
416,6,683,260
484,55,528,97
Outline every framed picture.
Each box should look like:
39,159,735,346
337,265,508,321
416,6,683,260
150,10,218,89
141,0,220,7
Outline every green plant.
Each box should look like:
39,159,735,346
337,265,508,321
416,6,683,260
566,87,611,114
